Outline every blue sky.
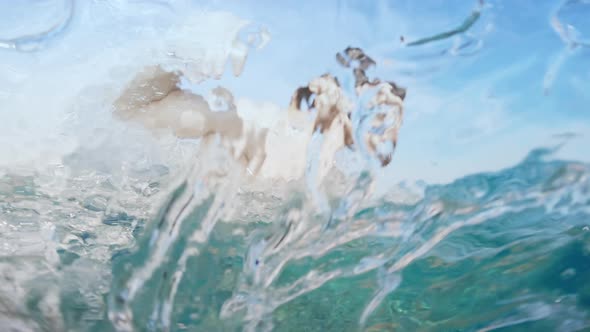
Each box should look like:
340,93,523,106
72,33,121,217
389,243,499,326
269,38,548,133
197,0,590,183
1,0,588,183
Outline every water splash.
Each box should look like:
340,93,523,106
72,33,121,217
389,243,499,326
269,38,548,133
0,0,75,52
98,145,590,331
544,0,590,94
403,1,484,47
0,1,589,331
390,0,493,78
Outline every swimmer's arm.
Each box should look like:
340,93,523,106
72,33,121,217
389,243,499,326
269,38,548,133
112,66,246,140
113,66,181,120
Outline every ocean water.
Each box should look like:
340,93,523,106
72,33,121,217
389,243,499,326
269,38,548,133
1,1,590,331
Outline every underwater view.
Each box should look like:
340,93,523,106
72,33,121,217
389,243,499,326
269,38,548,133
1,0,590,331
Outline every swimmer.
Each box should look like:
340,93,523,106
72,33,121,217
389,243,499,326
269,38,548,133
112,47,406,182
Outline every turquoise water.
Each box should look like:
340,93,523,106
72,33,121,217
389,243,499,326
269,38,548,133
1,0,590,331
5,148,587,331
97,148,590,331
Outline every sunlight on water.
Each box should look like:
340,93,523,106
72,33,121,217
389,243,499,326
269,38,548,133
1,1,590,331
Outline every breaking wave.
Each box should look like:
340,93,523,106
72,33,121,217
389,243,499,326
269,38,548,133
1,1,590,331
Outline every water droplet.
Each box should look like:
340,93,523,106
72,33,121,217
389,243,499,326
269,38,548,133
82,194,108,212
553,0,590,47
0,0,74,53
561,268,576,279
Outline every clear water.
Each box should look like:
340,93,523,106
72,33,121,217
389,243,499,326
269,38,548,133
1,1,590,331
